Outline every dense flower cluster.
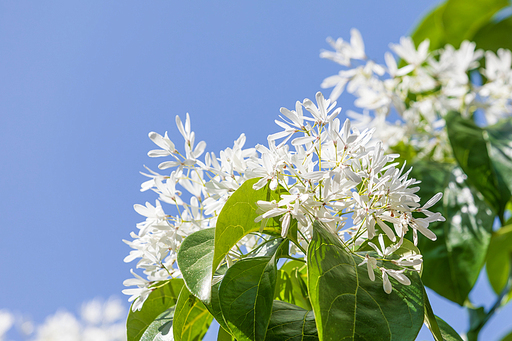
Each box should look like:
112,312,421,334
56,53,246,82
124,91,445,309
321,29,512,159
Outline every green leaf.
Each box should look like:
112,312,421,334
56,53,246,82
265,301,318,341
486,117,512,198
389,141,418,168
409,0,508,51
441,0,509,47
411,161,494,305
177,228,215,303
423,288,464,341
173,287,213,341
486,224,512,303
307,221,424,341
275,259,311,310
218,326,235,341
446,111,511,219
410,3,448,51
246,236,286,258
218,240,286,341
212,178,282,274
127,278,184,341
423,288,443,341
473,16,512,52
201,262,235,334
437,316,464,341
501,329,512,341
140,307,174,341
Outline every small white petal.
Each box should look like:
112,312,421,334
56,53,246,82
382,271,392,294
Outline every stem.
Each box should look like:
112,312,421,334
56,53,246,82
291,238,308,255
499,212,506,227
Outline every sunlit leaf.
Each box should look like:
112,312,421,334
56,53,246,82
441,0,508,47
275,259,311,310
173,287,213,341
139,307,174,341
127,279,184,341
486,224,512,303
212,178,282,273
307,221,424,341
409,0,508,50
410,3,448,51
177,228,215,303
202,263,233,334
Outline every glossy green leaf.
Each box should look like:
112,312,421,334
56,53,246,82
204,264,230,333
307,221,424,341
275,259,311,310
265,301,318,341
412,162,494,305
127,278,184,341
173,287,213,341
219,241,285,341
410,0,508,51
486,224,512,303
473,16,512,52
207,283,230,334
212,178,282,273
446,111,511,218
139,307,174,341
177,228,215,303
247,236,285,258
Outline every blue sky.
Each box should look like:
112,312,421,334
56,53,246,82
1,1,511,340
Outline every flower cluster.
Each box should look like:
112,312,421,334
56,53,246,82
124,91,445,309
321,29,512,159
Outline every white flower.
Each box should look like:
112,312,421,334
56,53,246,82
123,270,153,311
126,89,447,304
148,131,176,157
320,28,366,66
368,234,402,258
379,267,411,294
358,254,378,281
390,37,429,67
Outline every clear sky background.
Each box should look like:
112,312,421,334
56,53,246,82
1,1,511,340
